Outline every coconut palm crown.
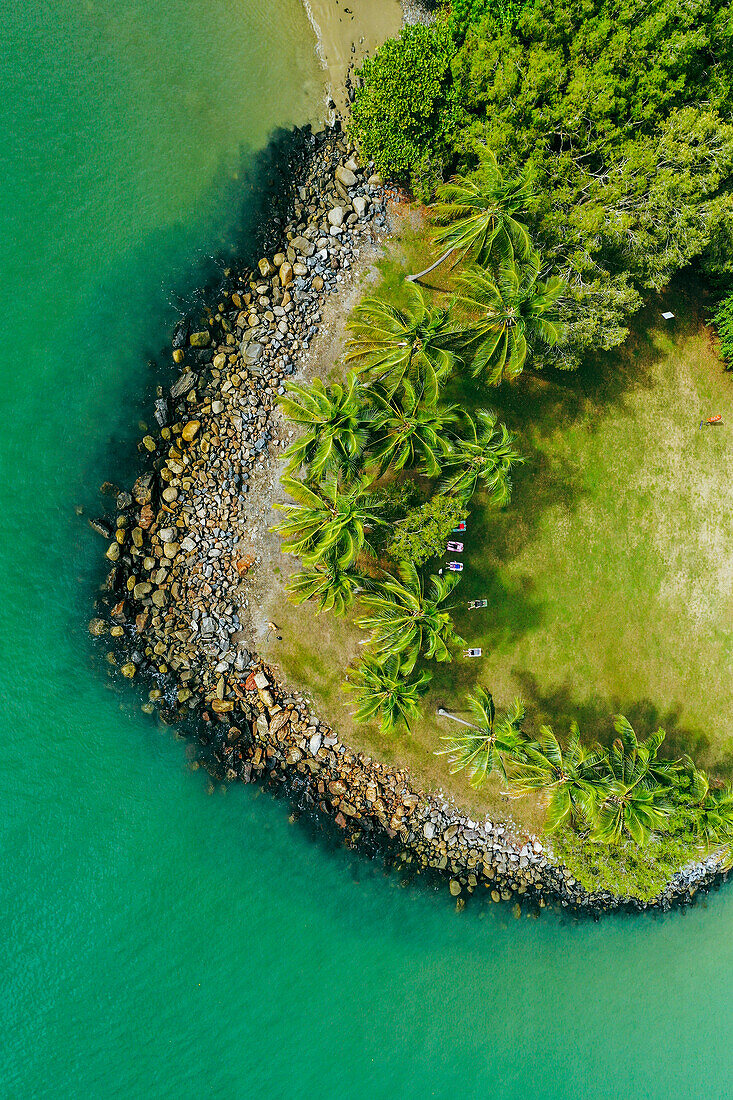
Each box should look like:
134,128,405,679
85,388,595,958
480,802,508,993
506,722,609,833
287,556,363,617
407,144,533,283
278,371,370,481
271,475,385,568
344,653,432,735
437,689,527,788
440,410,522,504
689,784,733,850
356,561,464,672
345,283,460,406
457,249,564,384
366,380,459,477
591,716,673,846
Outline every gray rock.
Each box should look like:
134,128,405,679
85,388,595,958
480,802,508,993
309,732,322,756
328,206,344,227
88,517,112,538
170,371,195,400
154,397,169,427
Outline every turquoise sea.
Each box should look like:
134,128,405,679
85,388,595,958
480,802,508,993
3,1,733,1096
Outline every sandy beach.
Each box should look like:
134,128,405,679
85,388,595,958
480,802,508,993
303,0,404,114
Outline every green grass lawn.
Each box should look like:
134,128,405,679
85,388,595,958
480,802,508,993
262,222,733,831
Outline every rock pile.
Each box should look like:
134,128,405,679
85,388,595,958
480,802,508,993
91,122,728,916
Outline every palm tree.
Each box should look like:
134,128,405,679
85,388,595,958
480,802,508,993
407,145,532,283
457,250,564,384
365,380,459,477
439,410,522,504
345,283,460,406
279,372,370,481
272,475,385,568
506,723,609,833
689,784,733,849
287,557,363,616
344,654,432,734
356,561,464,672
436,688,527,788
592,717,673,846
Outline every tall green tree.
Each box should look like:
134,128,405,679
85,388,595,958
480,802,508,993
386,493,468,567
436,688,527,787
592,717,673,846
344,654,432,734
356,561,464,671
279,372,370,481
506,723,609,833
272,476,385,568
456,250,564,383
439,409,521,503
407,144,532,282
366,381,459,476
346,283,460,405
354,0,733,364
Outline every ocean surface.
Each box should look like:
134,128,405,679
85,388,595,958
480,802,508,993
3,1,733,1096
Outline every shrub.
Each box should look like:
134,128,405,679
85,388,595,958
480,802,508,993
350,21,454,189
551,828,699,903
387,493,468,566
449,0,526,34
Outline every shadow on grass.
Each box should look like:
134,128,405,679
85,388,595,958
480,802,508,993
510,669,733,777
411,281,716,739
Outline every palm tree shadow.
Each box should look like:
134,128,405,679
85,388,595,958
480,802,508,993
432,282,704,654
511,669,733,776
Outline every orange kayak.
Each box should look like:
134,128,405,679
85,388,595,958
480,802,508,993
707,415,722,424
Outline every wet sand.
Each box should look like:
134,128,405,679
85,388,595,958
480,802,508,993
303,0,404,115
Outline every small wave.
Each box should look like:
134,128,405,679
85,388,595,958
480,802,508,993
301,0,336,123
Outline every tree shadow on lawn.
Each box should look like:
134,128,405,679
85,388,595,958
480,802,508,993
433,296,671,650
422,283,715,730
511,670,733,778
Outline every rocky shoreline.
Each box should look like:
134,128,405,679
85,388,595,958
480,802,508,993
90,121,728,916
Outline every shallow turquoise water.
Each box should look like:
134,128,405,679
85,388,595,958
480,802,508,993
2,2,733,1096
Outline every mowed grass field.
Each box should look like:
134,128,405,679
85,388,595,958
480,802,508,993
260,224,733,830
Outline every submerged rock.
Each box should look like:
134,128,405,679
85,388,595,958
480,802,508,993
189,331,210,348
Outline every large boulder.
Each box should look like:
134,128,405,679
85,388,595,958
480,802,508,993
170,371,195,400
336,165,357,188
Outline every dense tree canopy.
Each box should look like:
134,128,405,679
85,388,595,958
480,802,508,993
352,0,733,365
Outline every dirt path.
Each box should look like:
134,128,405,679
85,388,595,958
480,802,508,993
238,207,401,657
